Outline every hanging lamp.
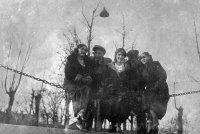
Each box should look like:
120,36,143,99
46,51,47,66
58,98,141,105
99,7,109,17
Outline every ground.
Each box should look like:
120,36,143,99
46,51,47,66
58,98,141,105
0,123,136,134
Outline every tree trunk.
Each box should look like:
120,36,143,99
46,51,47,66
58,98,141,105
46,114,49,125
6,91,16,123
194,19,200,62
130,115,133,131
64,93,70,126
60,114,63,125
123,122,126,130
53,111,58,125
34,94,42,126
177,107,183,134
87,28,92,56
30,90,35,114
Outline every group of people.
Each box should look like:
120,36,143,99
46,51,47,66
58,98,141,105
63,43,170,134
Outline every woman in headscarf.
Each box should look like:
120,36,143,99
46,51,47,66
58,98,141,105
63,44,92,130
140,52,170,134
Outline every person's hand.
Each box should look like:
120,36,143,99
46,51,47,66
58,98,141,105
82,75,92,84
74,74,83,81
96,87,104,98
85,75,92,81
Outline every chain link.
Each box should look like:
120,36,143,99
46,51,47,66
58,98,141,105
0,64,64,89
169,90,200,97
1,64,200,97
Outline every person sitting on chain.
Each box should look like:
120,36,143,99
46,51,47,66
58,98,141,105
63,44,93,131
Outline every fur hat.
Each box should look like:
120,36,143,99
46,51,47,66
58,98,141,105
93,45,106,54
127,50,139,58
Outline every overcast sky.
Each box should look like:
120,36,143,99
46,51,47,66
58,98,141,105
0,0,200,132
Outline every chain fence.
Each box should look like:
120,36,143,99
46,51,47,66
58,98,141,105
0,64,64,89
1,64,200,97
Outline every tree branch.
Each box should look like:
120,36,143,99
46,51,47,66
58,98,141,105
122,14,126,48
81,11,90,28
173,82,178,110
10,44,22,90
113,41,118,50
16,44,31,90
193,16,200,62
4,44,12,94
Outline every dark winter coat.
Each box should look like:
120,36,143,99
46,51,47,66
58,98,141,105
90,57,112,92
63,53,92,116
64,53,92,83
84,57,112,127
124,59,145,91
123,59,146,115
142,61,170,119
99,62,131,124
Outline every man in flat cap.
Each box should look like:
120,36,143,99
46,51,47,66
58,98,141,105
85,45,112,131
92,45,108,64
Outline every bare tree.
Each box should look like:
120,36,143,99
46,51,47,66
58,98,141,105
193,17,200,62
116,14,128,49
81,1,101,56
113,41,119,50
60,107,65,125
33,83,44,126
173,82,183,134
42,90,64,126
22,97,31,114
41,97,50,125
2,44,31,123
64,92,70,126
29,89,35,115
121,15,126,49
63,27,82,54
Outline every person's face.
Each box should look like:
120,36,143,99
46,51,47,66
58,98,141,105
93,50,104,60
78,46,87,57
140,54,150,64
116,52,125,63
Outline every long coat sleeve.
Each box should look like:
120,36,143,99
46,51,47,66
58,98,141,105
142,61,169,119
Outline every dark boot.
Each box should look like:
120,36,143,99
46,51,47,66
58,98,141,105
109,125,116,133
137,127,147,134
85,114,94,131
147,127,158,134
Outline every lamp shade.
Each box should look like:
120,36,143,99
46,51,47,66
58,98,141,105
99,7,109,17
